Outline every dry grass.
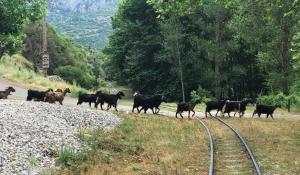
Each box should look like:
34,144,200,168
0,54,87,97
219,118,300,175
56,113,210,175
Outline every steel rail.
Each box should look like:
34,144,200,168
196,116,214,175
216,117,262,175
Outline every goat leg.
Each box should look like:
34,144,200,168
241,111,245,117
144,107,148,114
180,112,184,119
252,111,256,118
271,114,274,119
234,112,237,117
138,107,142,113
151,108,155,114
215,110,219,117
239,111,242,118
192,110,195,117
156,108,160,114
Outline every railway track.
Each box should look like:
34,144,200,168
196,116,261,175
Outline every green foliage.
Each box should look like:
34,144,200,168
106,0,300,107
54,66,97,89
56,147,77,169
48,1,117,49
23,22,105,89
27,156,38,167
107,0,266,101
231,0,300,94
190,86,212,104
105,0,179,98
0,0,46,57
257,93,297,109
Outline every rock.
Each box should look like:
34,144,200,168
0,100,120,175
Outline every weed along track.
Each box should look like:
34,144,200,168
197,116,261,175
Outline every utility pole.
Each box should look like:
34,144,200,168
42,16,49,77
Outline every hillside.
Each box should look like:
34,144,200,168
47,0,118,50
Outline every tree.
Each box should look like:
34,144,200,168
0,0,46,58
105,0,173,95
231,0,300,110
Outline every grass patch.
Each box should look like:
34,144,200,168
221,118,300,174
0,54,130,98
55,113,209,175
0,54,87,97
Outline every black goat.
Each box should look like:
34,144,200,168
132,92,146,113
223,98,253,117
27,89,53,101
205,100,227,117
96,91,125,111
252,104,280,119
176,101,197,119
77,91,102,108
133,95,167,114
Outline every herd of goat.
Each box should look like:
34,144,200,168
0,86,280,119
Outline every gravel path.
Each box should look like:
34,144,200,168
0,100,120,175
1,79,300,121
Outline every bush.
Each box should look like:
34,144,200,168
56,147,76,169
257,92,297,109
190,86,212,103
54,66,97,89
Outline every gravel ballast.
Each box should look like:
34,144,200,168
0,100,121,175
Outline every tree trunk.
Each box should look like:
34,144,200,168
281,23,291,112
214,16,221,98
176,39,185,103
0,48,5,60
178,56,185,103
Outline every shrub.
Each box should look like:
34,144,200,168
56,147,76,169
190,86,212,103
257,92,297,109
54,65,97,89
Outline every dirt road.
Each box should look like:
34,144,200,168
1,79,299,121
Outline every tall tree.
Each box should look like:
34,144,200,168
0,0,46,58
232,0,300,94
105,0,173,95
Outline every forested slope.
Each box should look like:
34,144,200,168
48,0,118,50
106,0,300,105
1,0,107,90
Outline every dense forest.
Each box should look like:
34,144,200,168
105,0,300,106
48,0,118,50
1,0,106,89
1,0,300,109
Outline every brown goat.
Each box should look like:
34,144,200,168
0,87,16,99
45,88,71,105
176,102,197,119
55,89,63,92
